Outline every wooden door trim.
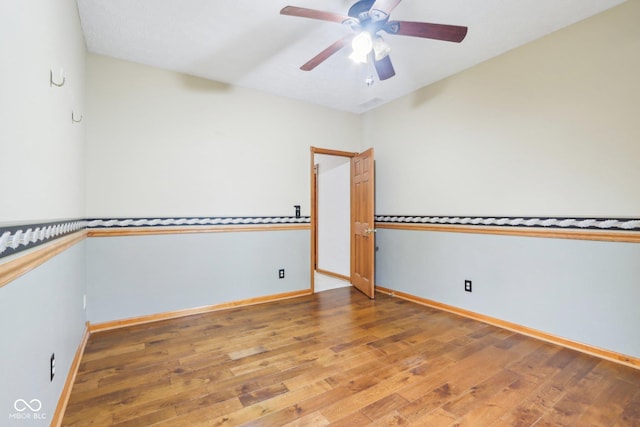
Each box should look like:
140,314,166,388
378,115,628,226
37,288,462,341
312,147,358,157
312,164,318,273
310,147,357,293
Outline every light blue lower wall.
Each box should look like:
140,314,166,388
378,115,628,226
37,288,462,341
86,230,310,324
0,241,86,425
376,228,640,359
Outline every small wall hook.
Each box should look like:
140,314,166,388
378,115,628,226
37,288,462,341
71,111,83,123
50,69,65,87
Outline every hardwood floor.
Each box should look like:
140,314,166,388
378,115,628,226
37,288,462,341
63,287,640,426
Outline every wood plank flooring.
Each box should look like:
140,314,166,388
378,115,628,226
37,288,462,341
63,287,640,426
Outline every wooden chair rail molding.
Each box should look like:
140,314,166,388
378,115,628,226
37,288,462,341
375,223,640,243
0,223,310,288
0,230,87,289
376,286,640,370
87,223,310,237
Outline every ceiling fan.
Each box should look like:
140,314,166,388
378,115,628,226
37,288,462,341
281,0,468,81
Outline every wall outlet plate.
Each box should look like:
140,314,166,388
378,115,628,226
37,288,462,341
279,269,285,279
464,280,472,292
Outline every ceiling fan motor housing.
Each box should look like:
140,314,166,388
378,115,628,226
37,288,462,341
348,0,377,19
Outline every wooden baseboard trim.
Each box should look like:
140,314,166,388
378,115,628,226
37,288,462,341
89,289,312,333
51,324,90,427
376,286,640,370
0,230,87,289
315,268,350,282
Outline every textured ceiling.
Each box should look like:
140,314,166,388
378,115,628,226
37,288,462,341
77,0,626,113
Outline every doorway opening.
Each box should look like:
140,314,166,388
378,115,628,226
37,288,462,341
313,152,352,292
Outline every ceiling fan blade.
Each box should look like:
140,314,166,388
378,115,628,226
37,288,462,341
369,0,402,22
280,6,351,24
300,34,355,71
373,54,396,80
387,21,468,43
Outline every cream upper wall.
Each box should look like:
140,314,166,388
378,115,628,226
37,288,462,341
364,1,640,217
85,54,361,217
12,1,636,221
0,0,86,224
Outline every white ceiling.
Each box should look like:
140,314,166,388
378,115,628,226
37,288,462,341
76,0,626,114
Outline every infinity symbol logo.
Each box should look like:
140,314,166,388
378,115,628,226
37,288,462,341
14,399,42,412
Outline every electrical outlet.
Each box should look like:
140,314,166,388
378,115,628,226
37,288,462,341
464,280,472,293
50,353,55,381
279,269,285,279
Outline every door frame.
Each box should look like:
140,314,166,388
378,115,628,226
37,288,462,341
310,147,358,293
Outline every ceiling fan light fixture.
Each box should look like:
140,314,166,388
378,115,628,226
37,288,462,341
348,50,368,64
351,31,373,56
373,36,391,60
